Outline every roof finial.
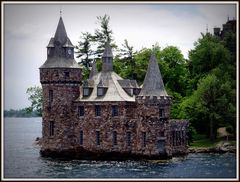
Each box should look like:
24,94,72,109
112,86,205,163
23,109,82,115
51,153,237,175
227,15,229,21
206,24,208,33
60,7,62,17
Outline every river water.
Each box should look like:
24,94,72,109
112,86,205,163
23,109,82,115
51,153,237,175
3,117,237,179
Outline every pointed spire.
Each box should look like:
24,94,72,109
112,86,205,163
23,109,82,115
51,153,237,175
40,16,80,69
139,50,168,96
54,16,67,44
60,8,62,17
102,42,113,58
89,60,98,78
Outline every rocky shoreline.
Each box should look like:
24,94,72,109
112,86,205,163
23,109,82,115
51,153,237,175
189,141,236,153
35,138,236,158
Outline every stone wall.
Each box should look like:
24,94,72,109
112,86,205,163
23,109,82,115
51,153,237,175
135,96,173,157
40,68,81,84
40,68,188,159
170,119,189,155
73,101,138,153
40,67,81,152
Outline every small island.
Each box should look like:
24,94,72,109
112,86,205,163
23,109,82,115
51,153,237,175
38,16,189,160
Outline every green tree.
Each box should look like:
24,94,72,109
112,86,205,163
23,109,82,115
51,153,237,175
185,31,236,140
188,33,231,90
93,14,117,56
118,39,137,79
26,86,43,116
75,32,94,70
178,72,235,140
160,46,189,96
133,48,152,84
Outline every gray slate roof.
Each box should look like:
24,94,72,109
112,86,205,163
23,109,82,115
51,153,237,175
139,51,168,96
118,79,139,88
89,61,98,79
78,72,135,102
54,17,68,44
47,38,55,47
40,17,80,69
63,38,74,48
40,58,80,68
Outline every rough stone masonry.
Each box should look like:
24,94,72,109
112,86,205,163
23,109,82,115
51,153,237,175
39,16,188,160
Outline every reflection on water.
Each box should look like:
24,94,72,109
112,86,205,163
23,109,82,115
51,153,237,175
4,118,236,179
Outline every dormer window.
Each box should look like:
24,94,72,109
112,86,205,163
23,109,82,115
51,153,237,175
83,88,89,96
97,87,104,96
97,79,107,96
47,49,51,56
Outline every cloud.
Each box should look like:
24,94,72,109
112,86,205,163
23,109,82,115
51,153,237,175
3,3,236,110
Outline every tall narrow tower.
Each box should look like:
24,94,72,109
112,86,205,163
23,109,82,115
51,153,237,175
136,50,172,156
39,16,81,155
137,50,171,120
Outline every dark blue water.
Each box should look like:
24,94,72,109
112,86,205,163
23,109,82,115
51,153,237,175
4,118,237,179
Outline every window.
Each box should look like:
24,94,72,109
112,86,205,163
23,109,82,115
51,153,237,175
142,132,146,147
159,108,164,118
96,131,100,145
78,106,84,117
49,90,53,103
129,88,133,96
49,121,54,136
182,130,185,145
64,71,69,78
79,130,83,145
127,131,131,146
95,105,101,117
54,70,59,77
172,131,176,146
112,105,119,117
113,131,117,145
97,87,104,96
178,131,181,146
83,88,89,96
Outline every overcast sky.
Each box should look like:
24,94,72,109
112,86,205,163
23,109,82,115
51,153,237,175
3,2,237,110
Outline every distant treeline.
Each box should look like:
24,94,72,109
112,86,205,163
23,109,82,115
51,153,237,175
4,109,40,117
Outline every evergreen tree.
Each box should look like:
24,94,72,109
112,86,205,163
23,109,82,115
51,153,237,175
75,32,94,70
92,14,117,56
118,39,137,79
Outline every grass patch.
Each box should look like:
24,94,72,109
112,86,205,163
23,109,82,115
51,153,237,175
190,134,220,148
190,139,217,148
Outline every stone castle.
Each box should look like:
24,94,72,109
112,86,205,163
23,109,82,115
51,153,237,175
39,16,188,160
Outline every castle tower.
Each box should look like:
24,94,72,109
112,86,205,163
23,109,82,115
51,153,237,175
39,16,81,155
136,50,172,156
137,50,171,120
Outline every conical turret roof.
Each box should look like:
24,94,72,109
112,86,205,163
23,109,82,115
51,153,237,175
89,61,98,79
40,16,79,69
139,51,168,96
54,16,68,44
